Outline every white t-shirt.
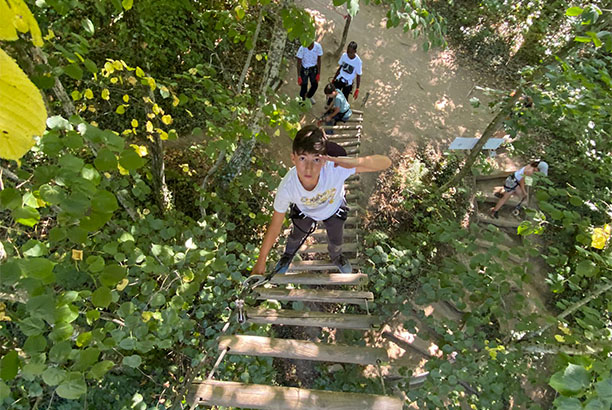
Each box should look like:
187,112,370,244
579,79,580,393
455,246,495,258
273,162,356,221
296,42,323,68
336,53,362,85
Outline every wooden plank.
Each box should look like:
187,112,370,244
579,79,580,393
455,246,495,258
474,172,512,181
270,272,368,285
477,214,521,228
246,307,380,329
299,242,359,254
322,124,362,131
326,133,361,140
345,147,360,155
335,140,360,148
218,335,388,365
287,259,360,272
190,380,404,410
311,228,358,239
352,109,364,115
345,117,363,123
256,288,373,305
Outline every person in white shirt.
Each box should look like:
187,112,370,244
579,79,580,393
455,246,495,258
490,161,549,218
251,125,391,275
332,41,362,101
296,42,323,104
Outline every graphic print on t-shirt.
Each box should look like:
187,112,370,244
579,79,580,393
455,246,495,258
301,188,337,207
341,62,354,75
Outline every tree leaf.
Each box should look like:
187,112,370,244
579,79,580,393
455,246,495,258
100,264,126,287
566,7,584,16
42,367,67,386
0,351,19,381
122,354,142,368
0,49,47,160
549,363,590,395
595,378,612,401
122,0,133,10
91,287,112,308
94,148,118,171
63,64,83,80
21,258,55,284
55,372,87,399
81,18,94,35
119,148,145,170
91,190,118,214
88,360,114,379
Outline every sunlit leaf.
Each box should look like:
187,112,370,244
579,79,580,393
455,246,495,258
0,48,47,160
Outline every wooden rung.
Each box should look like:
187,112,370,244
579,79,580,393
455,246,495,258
256,288,373,305
345,117,363,123
246,307,380,329
346,147,360,155
300,242,359,254
474,172,512,181
326,133,361,140
218,335,388,365
270,272,368,285
189,380,404,410
322,124,362,130
477,214,521,228
287,259,360,272
476,195,521,206
335,140,360,147
352,109,364,115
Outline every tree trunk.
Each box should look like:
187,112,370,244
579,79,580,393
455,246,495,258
219,4,289,187
336,14,352,57
437,40,577,194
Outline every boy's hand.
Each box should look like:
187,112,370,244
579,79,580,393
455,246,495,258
252,260,266,276
316,73,320,82
353,88,359,99
297,77,303,85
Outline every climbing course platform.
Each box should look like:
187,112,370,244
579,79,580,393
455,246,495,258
188,110,407,410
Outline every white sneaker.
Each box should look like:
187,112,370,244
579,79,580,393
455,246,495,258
309,97,316,104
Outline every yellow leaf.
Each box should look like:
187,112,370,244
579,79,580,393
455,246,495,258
129,144,147,157
172,94,179,107
185,109,193,118
146,77,156,90
127,76,137,86
161,114,172,125
146,121,153,132
6,0,43,46
116,105,125,114
116,278,129,291
117,163,129,175
135,67,145,77
112,60,123,70
87,105,96,112
110,77,118,84
554,334,565,343
158,130,168,140
0,48,47,160
71,90,82,100
84,88,93,99
255,54,262,61
146,113,155,119
152,104,162,115
591,224,610,249
43,28,54,41
0,0,18,41
101,88,109,100
103,61,114,74
141,311,153,322
131,119,138,128
71,249,83,261
122,94,129,103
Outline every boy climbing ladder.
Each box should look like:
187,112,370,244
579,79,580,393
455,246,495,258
251,124,391,275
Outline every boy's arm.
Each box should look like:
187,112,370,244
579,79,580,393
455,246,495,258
519,179,528,201
324,155,391,173
325,105,341,122
252,211,286,275
296,58,302,80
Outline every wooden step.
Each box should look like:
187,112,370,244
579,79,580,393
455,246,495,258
189,380,404,410
245,307,380,329
345,147,360,155
218,335,388,365
326,133,361,141
345,117,363,123
306,227,358,239
300,242,359,254
474,172,512,181
477,214,521,228
352,109,364,115
288,259,360,272
270,272,368,285
322,124,362,131
335,140,360,147
256,288,373,305
476,194,521,206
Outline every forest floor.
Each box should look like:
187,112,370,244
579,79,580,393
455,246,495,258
272,0,524,199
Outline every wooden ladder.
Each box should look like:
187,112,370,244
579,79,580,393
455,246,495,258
189,111,405,409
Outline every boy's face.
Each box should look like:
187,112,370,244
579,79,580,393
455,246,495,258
291,151,326,189
347,47,357,58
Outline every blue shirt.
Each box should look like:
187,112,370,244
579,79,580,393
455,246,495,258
333,90,352,121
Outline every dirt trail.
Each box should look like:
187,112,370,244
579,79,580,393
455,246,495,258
274,0,510,196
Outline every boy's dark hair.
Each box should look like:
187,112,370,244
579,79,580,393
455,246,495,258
530,161,541,167
293,125,327,155
348,41,357,51
324,83,336,95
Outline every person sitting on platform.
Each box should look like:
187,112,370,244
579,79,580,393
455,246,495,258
320,83,352,127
